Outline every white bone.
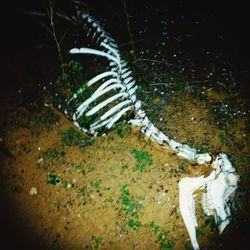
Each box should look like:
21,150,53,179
95,78,120,93
86,92,128,116
122,70,132,79
69,47,121,69
87,71,118,87
128,86,138,96
123,76,133,84
106,106,132,129
100,42,120,59
75,83,126,118
90,117,113,130
126,80,136,90
179,172,216,250
100,100,131,120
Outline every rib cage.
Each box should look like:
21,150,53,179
61,12,212,166
65,14,140,134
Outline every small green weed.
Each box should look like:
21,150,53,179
128,219,142,229
47,173,62,185
87,165,95,173
119,185,142,230
131,149,153,172
60,60,85,90
32,107,59,129
92,180,101,189
150,221,160,234
119,185,142,214
41,107,59,125
62,128,94,147
74,162,84,172
158,230,174,249
116,122,130,138
91,235,102,249
121,163,129,170
40,149,65,159
196,228,204,237
149,223,175,249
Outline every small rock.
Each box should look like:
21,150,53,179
29,187,38,196
37,158,44,164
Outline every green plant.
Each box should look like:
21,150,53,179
40,107,60,125
74,162,84,172
119,185,142,230
150,221,160,234
91,235,102,249
196,228,204,237
127,219,142,229
116,122,130,138
47,173,62,185
61,60,85,89
121,163,129,170
87,165,95,173
40,149,65,159
92,179,101,189
131,149,153,172
149,223,175,249
158,230,174,249
32,107,59,129
62,128,94,147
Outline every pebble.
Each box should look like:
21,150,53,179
29,187,38,196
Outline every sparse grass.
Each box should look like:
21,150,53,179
150,221,160,234
116,122,130,138
74,162,84,172
92,179,101,189
31,107,60,130
131,149,153,172
158,230,175,249
150,222,175,249
119,185,142,230
120,163,129,170
91,235,102,249
60,60,85,90
47,173,62,185
40,149,65,159
87,165,95,173
62,128,94,147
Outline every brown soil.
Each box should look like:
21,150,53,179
0,87,249,250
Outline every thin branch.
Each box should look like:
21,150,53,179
121,0,136,53
45,1,65,75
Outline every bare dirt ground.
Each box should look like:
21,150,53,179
0,79,249,250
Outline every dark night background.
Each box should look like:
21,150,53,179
1,0,249,96
0,0,249,249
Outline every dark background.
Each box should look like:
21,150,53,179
1,0,250,96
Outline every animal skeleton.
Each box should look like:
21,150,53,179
52,11,239,250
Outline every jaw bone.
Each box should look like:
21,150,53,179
179,172,216,250
179,154,239,250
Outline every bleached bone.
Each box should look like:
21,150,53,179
70,48,121,69
100,100,132,120
180,156,239,250
85,92,128,116
179,172,216,250
201,155,239,234
50,12,239,250
106,106,133,129
87,71,118,87
75,83,126,118
95,78,120,93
